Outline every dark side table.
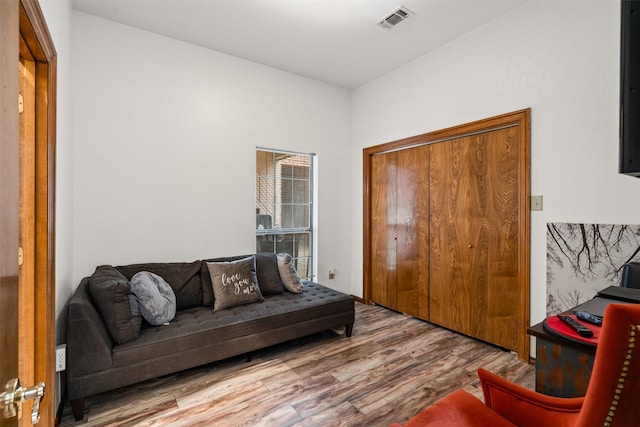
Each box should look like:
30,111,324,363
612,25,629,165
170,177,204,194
527,321,596,398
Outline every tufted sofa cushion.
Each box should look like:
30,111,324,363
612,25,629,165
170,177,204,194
111,282,352,367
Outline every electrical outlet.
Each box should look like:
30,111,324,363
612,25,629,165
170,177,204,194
56,344,66,372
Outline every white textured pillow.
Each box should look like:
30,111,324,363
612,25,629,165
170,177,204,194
277,253,303,293
130,271,176,325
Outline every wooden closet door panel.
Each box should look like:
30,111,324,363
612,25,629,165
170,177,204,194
429,136,472,333
480,128,521,350
395,146,429,317
370,152,397,308
429,127,520,351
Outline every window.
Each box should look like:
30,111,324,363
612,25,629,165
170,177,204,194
256,148,315,280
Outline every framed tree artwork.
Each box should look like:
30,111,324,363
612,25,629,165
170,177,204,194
547,222,640,315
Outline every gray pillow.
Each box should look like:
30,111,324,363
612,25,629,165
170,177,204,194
207,256,264,311
200,254,283,307
116,262,203,310
277,253,303,293
88,265,142,344
130,271,177,325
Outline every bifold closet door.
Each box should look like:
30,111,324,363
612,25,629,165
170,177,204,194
370,152,397,310
428,127,521,352
370,146,429,317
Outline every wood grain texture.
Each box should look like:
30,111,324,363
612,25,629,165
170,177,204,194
58,303,534,427
370,146,429,318
18,1,58,424
395,146,429,318
429,127,520,351
370,153,397,309
18,51,37,426
1,2,56,426
363,110,530,360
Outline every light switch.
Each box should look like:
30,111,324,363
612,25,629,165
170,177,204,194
531,195,543,211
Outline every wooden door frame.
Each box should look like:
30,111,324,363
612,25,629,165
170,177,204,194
19,0,57,425
363,109,531,361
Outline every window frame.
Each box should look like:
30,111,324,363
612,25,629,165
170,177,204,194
255,147,317,281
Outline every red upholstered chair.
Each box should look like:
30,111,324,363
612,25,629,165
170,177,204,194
391,303,640,427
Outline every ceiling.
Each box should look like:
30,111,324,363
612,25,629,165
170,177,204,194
71,0,527,89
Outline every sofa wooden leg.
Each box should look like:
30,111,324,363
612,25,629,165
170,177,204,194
346,323,354,337
71,398,85,421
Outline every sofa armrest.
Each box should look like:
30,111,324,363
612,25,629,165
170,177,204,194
67,278,114,383
478,368,583,427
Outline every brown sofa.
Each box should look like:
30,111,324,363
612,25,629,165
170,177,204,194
66,253,355,421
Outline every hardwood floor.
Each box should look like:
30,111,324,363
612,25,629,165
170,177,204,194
59,302,534,426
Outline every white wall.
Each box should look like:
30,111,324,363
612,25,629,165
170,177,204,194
71,12,352,293
351,0,640,336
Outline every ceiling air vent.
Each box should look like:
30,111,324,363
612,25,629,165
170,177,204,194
377,6,414,29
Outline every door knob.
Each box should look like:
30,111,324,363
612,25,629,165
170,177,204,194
1,378,45,424
468,244,473,248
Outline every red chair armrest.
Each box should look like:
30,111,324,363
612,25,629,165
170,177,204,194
478,368,583,427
